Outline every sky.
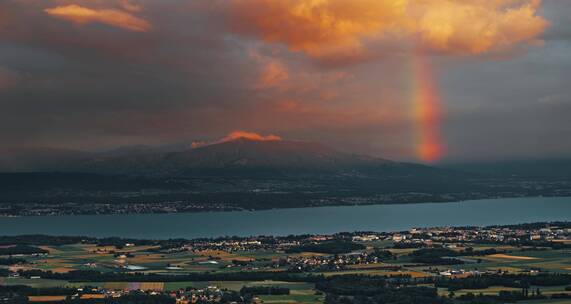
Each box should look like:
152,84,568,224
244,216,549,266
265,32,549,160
0,0,570,163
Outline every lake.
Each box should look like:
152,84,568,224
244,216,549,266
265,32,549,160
1,197,570,239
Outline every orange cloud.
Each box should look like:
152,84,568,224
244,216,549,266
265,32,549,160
411,0,548,55
217,0,405,60
192,131,282,148
120,0,143,13
257,60,289,89
45,4,151,32
223,131,282,142
274,100,312,113
216,0,548,61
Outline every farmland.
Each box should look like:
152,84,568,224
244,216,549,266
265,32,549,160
1,222,571,303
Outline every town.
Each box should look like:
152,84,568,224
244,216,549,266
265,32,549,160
2,179,571,217
1,221,571,303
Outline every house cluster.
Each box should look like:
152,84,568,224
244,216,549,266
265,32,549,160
169,285,227,304
279,250,391,272
167,239,269,254
157,223,570,261
1,201,241,217
28,285,237,304
349,224,571,246
425,266,541,278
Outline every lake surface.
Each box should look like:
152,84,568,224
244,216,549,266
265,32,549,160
1,197,570,239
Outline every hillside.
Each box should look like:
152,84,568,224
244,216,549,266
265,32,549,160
1,137,569,212
0,138,444,178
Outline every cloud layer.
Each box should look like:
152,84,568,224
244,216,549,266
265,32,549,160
213,0,548,64
0,0,568,162
45,4,151,32
192,131,282,148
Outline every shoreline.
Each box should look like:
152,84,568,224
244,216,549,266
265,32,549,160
0,196,570,239
1,219,570,241
1,194,567,218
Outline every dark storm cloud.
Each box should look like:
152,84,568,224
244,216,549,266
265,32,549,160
443,101,571,161
438,3,571,161
0,0,568,161
540,0,571,42
0,0,264,148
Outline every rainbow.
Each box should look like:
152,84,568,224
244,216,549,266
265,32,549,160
411,52,445,163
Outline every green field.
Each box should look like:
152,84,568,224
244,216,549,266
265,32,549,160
3,240,571,304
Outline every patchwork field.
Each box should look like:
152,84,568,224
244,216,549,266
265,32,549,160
434,248,571,274
2,240,571,304
485,253,539,260
259,294,324,304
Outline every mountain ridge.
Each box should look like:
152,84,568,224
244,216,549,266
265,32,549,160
1,138,570,210
1,138,409,177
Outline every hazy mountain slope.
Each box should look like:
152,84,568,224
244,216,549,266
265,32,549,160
1,140,568,208
73,139,450,178
0,147,93,172
0,138,459,179
442,159,571,178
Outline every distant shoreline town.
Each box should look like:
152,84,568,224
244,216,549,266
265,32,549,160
1,193,570,217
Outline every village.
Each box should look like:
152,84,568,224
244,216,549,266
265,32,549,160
1,222,571,303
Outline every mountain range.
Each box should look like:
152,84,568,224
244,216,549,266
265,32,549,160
1,135,569,209
0,138,440,178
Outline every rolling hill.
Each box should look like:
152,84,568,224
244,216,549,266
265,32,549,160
1,137,568,211
0,138,445,178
